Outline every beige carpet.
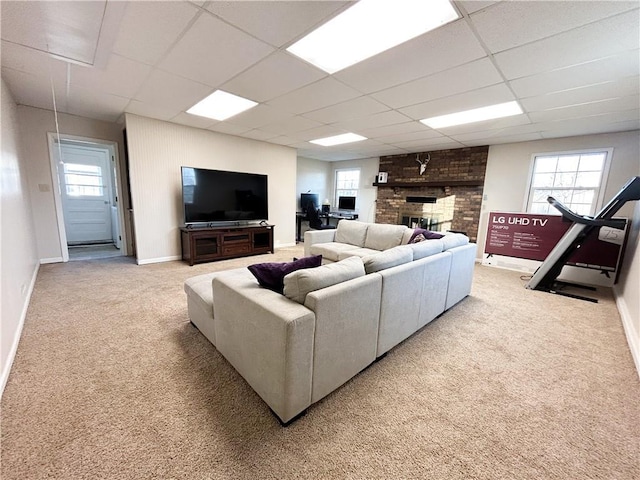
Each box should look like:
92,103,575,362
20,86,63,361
2,246,638,479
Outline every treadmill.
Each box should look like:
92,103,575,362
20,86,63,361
525,176,640,302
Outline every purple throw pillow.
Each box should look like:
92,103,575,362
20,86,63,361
247,255,322,294
409,228,444,243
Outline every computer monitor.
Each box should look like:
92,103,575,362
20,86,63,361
300,193,319,211
338,196,356,211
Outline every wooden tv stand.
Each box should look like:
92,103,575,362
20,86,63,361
180,224,274,266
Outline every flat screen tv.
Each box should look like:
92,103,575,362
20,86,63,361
181,167,268,225
338,196,356,211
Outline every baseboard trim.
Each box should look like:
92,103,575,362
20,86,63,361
614,291,639,378
137,255,181,265
40,256,63,264
0,262,39,399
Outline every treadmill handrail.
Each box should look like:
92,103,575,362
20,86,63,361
547,197,626,229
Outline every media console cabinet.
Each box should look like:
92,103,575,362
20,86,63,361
180,224,274,265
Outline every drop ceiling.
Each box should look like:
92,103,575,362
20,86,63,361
1,1,638,161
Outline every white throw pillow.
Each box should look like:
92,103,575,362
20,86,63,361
362,246,413,274
364,223,408,251
334,220,368,247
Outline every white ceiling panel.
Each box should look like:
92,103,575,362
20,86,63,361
371,58,503,109
399,83,516,120
226,104,293,129
510,50,640,98
112,1,200,66
457,1,499,15
521,76,640,112
2,0,638,162
70,54,151,99
528,96,639,123
267,77,361,115
1,1,105,65
125,100,181,122
303,96,390,124
134,69,212,112
335,19,487,94
66,86,130,123
221,52,327,103
158,13,274,88
471,1,638,54
205,1,352,48
494,9,640,80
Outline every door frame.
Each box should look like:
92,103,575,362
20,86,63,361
47,133,127,262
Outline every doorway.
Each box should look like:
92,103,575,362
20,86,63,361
48,134,127,262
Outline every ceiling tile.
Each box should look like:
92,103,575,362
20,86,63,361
225,104,293,129
205,1,352,48
528,96,639,123
112,1,200,66
206,122,251,136
458,1,499,15
125,100,181,121
240,129,281,142
510,50,640,98
221,52,327,103
0,40,68,82
261,116,323,136
430,113,532,136
335,110,412,131
1,1,104,64
471,1,638,53
335,19,487,94
66,86,130,122
463,132,543,147
358,121,427,139
521,76,640,112
376,129,444,144
267,77,361,115
289,124,351,142
158,13,274,88
494,9,640,80
303,96,390,124
399,83,516,120
371,58,503,109
170,112,217,130
392,138,466,151
70,54,151,99
1,67,66,111
134,69,212,112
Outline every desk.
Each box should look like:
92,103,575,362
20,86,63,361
296,212,358,241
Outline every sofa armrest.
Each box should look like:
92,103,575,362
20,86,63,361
303,229,337,257
213,274,316,423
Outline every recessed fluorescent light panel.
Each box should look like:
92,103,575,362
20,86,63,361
420,101,524,129
310,133,367,146
287,0,459,74
187,90,257,121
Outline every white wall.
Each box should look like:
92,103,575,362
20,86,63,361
614,188,640,376
16,106,128,262
124,114,298,263
296,156,331,210
329,157,380,223
1,79,39,396
479,131,640,257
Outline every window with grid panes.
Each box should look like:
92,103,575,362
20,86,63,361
527,151,610,216
334,168,360,206
63,163,104,197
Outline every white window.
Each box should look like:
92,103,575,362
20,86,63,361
334,168,360,206
63,163,104,197
526,150,611,216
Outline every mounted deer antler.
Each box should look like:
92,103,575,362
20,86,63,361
416,154,430,175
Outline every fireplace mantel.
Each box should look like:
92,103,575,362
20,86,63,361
372,180,484,187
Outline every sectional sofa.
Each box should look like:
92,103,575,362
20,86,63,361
184,220,477,424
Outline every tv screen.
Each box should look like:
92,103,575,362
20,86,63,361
338,196,356,211
181,167,268,224
300,193,319,212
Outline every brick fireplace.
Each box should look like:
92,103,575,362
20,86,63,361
375,146,488,242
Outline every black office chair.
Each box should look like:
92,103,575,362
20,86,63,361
306,204,336,230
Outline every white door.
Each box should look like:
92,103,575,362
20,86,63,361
58,144,113,245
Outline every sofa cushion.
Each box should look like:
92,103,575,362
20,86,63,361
409,239,445,260
309,242,361,262
334,220,368,247
442,232,470,250
247,255,322,294
336,247,381,261
409,228,444,243
362,245,413,274
364,223,408,251
283,256,365,304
